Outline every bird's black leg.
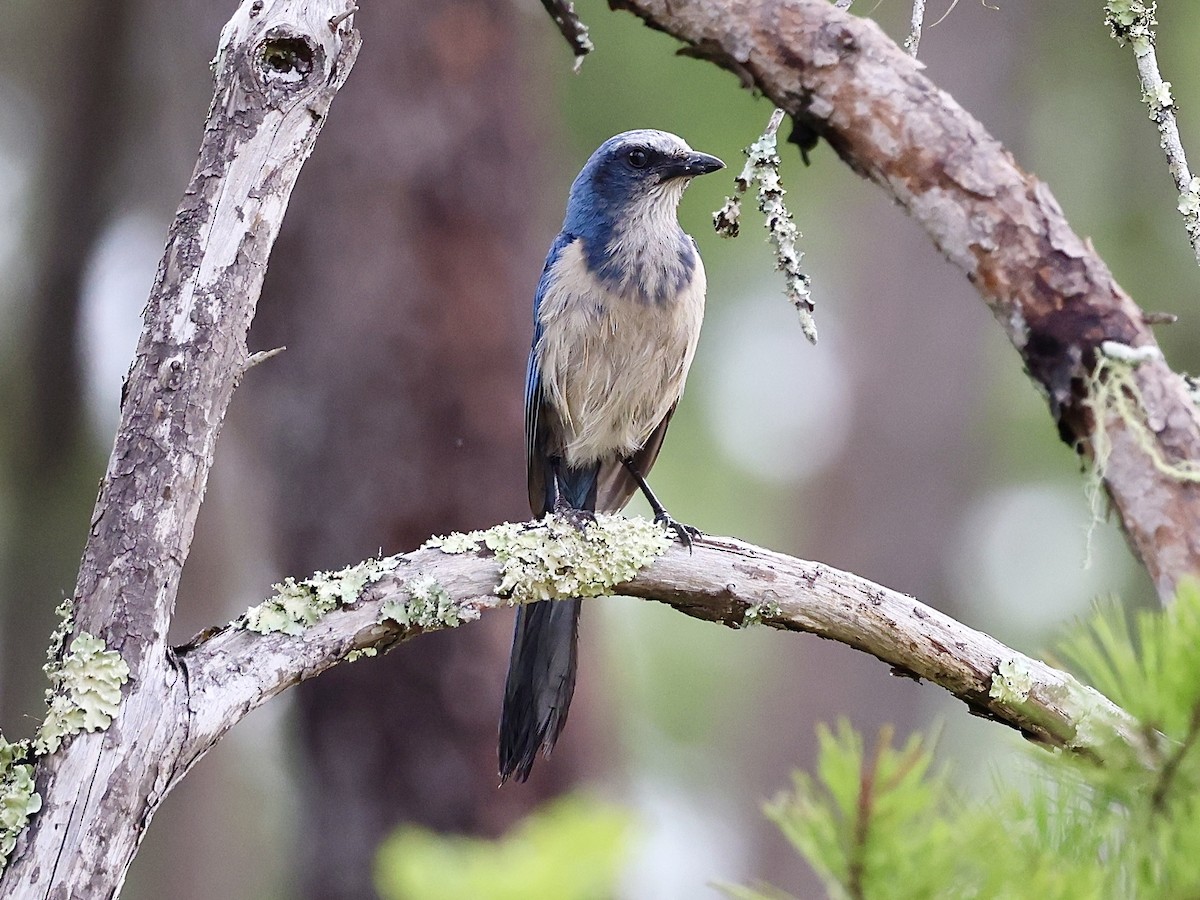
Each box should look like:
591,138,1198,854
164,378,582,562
621,458,701,550
549,457,595,531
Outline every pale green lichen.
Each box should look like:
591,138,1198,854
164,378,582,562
34,633,130,755
1179,176,1200,242
990,658,1035,704
713,108,817,344
1083,348,1200,563
426,515,671,606
1105,0,1155,40
0,734,39,873
741,601,782,628
424,530,488,554
493,516,670,605
243,554,402,635
1068,689,1118,752
345,648,378,662
42,597,74,705
380,574,465,630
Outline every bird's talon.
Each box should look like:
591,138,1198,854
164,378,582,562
655,514,701,552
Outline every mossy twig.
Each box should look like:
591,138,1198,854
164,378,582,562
714,108,817,343
1106,1,1200,266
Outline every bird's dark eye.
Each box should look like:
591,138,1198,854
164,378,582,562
627,148,649,169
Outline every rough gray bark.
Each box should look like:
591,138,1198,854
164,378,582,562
0,2,361,895
605,0,1200,599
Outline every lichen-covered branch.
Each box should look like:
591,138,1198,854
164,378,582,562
714,108,817,343
607,0,1200,599
0,2,360,895
904,0,926,56
175,517,1148,772
1106,1,1200,266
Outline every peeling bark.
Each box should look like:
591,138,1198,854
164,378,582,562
605,0,1200,598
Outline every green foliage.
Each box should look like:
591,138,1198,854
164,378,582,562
374,793,630,900
732,584,1200,899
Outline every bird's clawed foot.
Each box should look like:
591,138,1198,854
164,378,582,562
655,512,701,552
552,496,596,532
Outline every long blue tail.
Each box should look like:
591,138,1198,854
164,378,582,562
499,461,595,783
498,597,581,783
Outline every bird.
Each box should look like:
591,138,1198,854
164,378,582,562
499,130,725,783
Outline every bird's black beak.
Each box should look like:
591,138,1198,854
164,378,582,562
661,151,726,180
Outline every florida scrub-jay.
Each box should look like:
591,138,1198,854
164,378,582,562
499,130,724,783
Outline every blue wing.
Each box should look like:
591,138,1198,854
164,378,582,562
526,231,577,516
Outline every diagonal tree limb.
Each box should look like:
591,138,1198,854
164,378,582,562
602,0,1200,599
175,526,1150,773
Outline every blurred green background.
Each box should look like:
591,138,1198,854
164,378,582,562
0,0,1197,897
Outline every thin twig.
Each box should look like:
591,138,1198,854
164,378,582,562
714,108,817,343
328,4,357,31
904,0,926,56
539,0,594,71
244,345,287,371
1106,1,1200,267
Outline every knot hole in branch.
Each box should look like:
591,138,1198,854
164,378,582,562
256,32,316,85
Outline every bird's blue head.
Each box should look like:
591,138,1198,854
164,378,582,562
561,130,725,300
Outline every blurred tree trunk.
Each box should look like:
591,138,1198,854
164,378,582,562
0,0,126,734
246,2,579,896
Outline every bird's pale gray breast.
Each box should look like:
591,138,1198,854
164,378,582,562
535,238,705,467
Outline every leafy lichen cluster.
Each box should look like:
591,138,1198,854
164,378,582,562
713,108,817,344
1105,0,1155,41
425,515,671,605
1179,176,1200,246
243,554,402,635
0,735,39,873
379,574,465,630
989,657,1034,704
35,633,131,756
740,601,782,628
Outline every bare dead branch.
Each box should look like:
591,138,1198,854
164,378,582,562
608,0,1200,599
175,526,1148,772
